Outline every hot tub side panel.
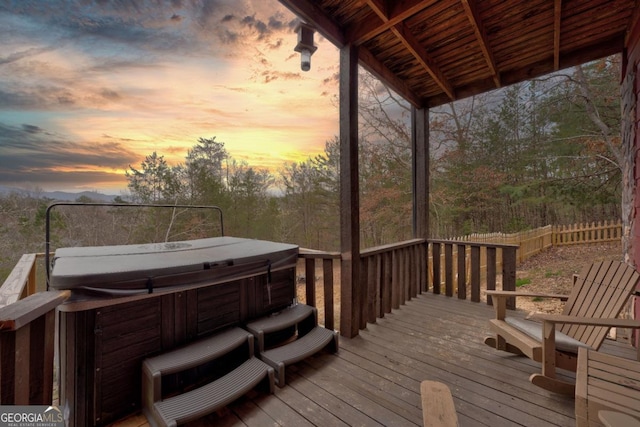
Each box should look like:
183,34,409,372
60,267,295,426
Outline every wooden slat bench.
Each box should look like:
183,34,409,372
142,327,274,427
575,347,640,427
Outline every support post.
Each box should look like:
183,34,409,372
412,107,429,239
412,106,429,292
339,43,360,338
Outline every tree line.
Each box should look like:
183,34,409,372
0,56,623,282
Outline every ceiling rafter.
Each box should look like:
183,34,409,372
460,0,500,88
391,23,455,100
281,0,634,108
366,0,455,100
359,46,423,107
554,0,562,70
348,0,434,46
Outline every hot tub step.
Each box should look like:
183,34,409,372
142,327,274,427
143,327,253,381
147,357,274,427
245,303,317,351
261,326,339,386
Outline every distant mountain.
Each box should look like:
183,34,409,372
0,186,119,202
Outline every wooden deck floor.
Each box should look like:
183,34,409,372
114,293,637,427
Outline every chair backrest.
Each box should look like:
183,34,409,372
560,260,640,349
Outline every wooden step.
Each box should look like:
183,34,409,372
260,326,339,386
245,304,316,351
146,357,274,427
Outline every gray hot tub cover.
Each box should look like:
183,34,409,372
50,236,298,295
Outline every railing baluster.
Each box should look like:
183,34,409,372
502,246,517,310
486,246,497,306
359,256,368,329
432,243,441,295
305,258,316,308
322,258,334,330
392,249,401,308
457,243,466,300
445,243,453,297
419,242,427,293
470,245,481,302
367,255,377,324
382,252,392,314
403,248,410,303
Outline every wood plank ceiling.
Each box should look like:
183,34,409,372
279,0,639,108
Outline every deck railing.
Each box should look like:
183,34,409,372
298,248,341,331
297,238,518,332
0,251,68,405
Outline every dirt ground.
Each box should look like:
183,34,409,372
514,241,623,314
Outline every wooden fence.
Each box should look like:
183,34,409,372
453,220,622,265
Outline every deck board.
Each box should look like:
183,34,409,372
114,293,637,427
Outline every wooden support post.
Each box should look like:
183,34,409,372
412,107,429,239
339,43,360,338
412,107,429,295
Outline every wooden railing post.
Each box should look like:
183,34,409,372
0,290,69,405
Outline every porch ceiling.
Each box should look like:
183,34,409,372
279,0,638,108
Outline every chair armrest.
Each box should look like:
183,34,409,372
531,314,640,329
485,290,569,301
485,291,570,320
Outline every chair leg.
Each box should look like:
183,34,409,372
529,373,575,395
484,336,525,356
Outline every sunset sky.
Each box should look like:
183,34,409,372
0,0,340,194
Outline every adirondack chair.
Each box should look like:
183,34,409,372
483,260,640,395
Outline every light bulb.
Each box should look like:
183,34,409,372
301,49,311,71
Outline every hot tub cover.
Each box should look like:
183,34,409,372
50,236,298,295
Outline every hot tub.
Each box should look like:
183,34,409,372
53,237,298,426
50,236,298,296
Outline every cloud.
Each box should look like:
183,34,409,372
0,122,139,186
0,46,58,66
21,124,43,134
0,1,340,192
